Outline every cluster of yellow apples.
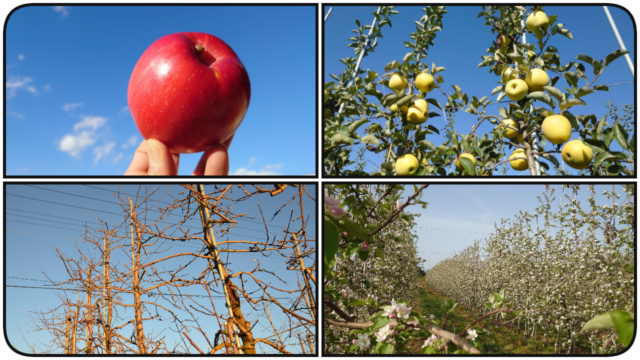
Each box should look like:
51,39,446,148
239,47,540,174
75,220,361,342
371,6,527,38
389,71,437,175
388,72,434,124
499,113,593,171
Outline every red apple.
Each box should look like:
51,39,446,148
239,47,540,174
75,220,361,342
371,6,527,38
128,32,250,154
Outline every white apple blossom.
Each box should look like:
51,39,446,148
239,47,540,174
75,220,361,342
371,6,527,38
466,329,478,341
354,333,370,351
375,324,392,342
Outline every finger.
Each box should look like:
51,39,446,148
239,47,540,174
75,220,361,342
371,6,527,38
124,141,151,175
192,143,228,176
145,139,178,175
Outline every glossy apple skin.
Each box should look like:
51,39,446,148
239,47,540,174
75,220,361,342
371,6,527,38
128,32,250,153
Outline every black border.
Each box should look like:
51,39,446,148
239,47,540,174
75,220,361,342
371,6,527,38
322,3,637,178
3,181,319,356
3,3,319,179
320,181,637,356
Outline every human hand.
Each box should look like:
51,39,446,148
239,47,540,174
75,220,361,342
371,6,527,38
124,136,232,176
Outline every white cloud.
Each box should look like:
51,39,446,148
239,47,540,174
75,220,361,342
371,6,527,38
53,6,69,19
73,115,108,131
13,167,28,174
118,105,130,116
59,131,96,157
63,102,83,113
122,135,138,149
93,142,116,165
112,152,124,165
6,76,39,98
9,111,24,119
232,162,284,175
43,84,51,91
18,54,24,61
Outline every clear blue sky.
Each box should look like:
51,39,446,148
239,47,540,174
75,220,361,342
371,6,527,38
324,5,635,175
398,184,629,270
5,184,316,354
5,5,316,176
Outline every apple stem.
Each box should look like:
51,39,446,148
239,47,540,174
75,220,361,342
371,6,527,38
195,44,204,56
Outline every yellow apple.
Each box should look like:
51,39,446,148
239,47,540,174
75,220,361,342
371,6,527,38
505,79,528,101
389,73,408,92
541,115,572,144
421,156,429,166
562,140,593,170
454,153,476,170
390,103,407,113
413,99,429,114
500,119,519,139
324,89,328,103
324,108,332,119
526,10,549,32
501,67,516,83
416,73,435,93
517,132,525,144
407,105,427,124
525,68,550,92
395,154,419,175
509,149,529,171
497,34,511,48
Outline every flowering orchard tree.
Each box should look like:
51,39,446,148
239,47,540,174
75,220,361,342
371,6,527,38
324,184,496,354
324,6,634,176
424,184,635,354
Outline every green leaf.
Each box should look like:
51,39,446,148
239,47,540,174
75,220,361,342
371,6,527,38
543,86,564,101
593,151,626,167
371,317,391,331
611,310,635,347
574,86,595,99
379,343,395,354
375,248,385,260
459,157,476,176
559,98,586,111
612,121,629,150
426,98,442,109
331,133,354,146
604,49,630,67
582,139,608,154
324,221,339,274
362,134,380,145
564,71,579,87
594,84,610,91
582,312,616,332
348,119,369,133
575,54,595,66
348,300,368,306
526,91,554,108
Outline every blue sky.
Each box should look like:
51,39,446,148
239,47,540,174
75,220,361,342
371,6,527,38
5,184,316,354
5,5,316,176
324,5,635,175
397,184,630,270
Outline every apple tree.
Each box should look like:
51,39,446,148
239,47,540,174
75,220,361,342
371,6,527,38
323,6,635,176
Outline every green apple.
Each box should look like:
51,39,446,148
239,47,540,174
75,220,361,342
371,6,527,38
324,89,328,103
526,10,549,32
395,154,419,175
500,119,519,139
541,115,572,144
416,73,435,93
407,105,427,124
389,73,408,92
525,68,550,92
324,108,332,119
454,153,476,170
509,149,529,171
505,79,528,101
562,140,593,170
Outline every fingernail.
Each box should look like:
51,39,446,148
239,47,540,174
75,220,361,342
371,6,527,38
145,141,161,174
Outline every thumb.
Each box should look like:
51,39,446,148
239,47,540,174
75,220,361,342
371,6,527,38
145,139,177,175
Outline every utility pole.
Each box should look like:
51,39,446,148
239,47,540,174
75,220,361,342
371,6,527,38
129,199,147,354
196,184,255,354
603,6,634,76
324,7,332,22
